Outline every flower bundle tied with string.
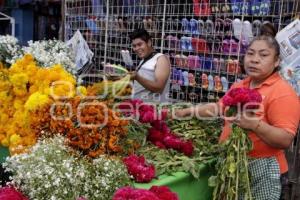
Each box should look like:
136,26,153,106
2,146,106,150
209,88,262,200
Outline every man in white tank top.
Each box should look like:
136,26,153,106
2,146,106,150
129,29,171,103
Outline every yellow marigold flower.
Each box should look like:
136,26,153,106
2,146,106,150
10,54,35,73
0,134,5,141
29,85,38,94
47,71,60,82
0,113,9,124
0,91,9,102
25,92,50,111
50,82,75,99
13,87,27,97
50,64,76,84
10,134,21,145
10,73,29,87
1,137,9,147
26,63,38,77
35,69,48,81
77,86,87,96
13,110,29,128
13,99,24,110
0,81,11,91
22,134,36,146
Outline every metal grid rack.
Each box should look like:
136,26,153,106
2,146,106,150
64,0,299,103
0,12,15,36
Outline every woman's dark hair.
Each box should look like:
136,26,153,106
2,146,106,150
248,23,281,72
260,22,277,37
129,29,152,42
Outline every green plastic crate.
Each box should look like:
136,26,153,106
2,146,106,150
134,163,215,200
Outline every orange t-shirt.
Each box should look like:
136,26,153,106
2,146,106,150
219,72,300,173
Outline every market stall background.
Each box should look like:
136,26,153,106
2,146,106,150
0,0,300,199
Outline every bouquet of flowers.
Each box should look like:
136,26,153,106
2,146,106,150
3,136,132,200
222,87,262,116
209,87,262,200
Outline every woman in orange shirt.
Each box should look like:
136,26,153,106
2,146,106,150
175,25,300,199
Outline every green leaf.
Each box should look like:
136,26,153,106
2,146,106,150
229,162,236,174
208,176,218,187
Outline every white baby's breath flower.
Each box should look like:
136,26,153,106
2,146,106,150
4,136,132,200
22,39,77,76
0,35,22,65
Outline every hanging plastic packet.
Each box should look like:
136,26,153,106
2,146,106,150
66,30,94,72
121,50,134,67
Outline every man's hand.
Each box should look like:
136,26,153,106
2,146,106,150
173,108,194,119
129,71,137,80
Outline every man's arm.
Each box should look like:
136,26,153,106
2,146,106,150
175,103,219,118
134,55,171,93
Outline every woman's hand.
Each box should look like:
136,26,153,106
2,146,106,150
227,111,261,131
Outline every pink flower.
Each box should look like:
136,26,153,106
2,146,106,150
76,197,87,200
151,120,164,130
222,95,235,107
222,88,262,108
139,104,155,113
113,187,160,200
151,120,170,134
235,93,250,105
153,141,166,149
247,89,262,109
123,155,156,183
160,122,171,134
0,186,28,200
130,99,143,108
163,136,182,150
160,108,169,121
150,186,179,200
140,111,155,123
113,186,179,200
112,187,133,199
147,128,164,143
180,141,194,156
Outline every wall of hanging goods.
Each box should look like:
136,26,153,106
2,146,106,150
64,0,299,103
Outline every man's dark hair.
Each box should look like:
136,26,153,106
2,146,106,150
129,29,152,42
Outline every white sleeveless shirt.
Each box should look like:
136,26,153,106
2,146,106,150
133,53,170,103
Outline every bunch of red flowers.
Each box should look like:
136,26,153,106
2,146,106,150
112,186,179,200
123,155,155,183
0,186,28,200
118,99,165,123
148,120,194,156
119,99,194,156
222,88,262,108
222,88,262,116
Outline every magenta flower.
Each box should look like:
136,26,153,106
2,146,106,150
0,186,28,200
123,155,156,183
113,187,160,200
150,186,179,200
113,186,178,200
